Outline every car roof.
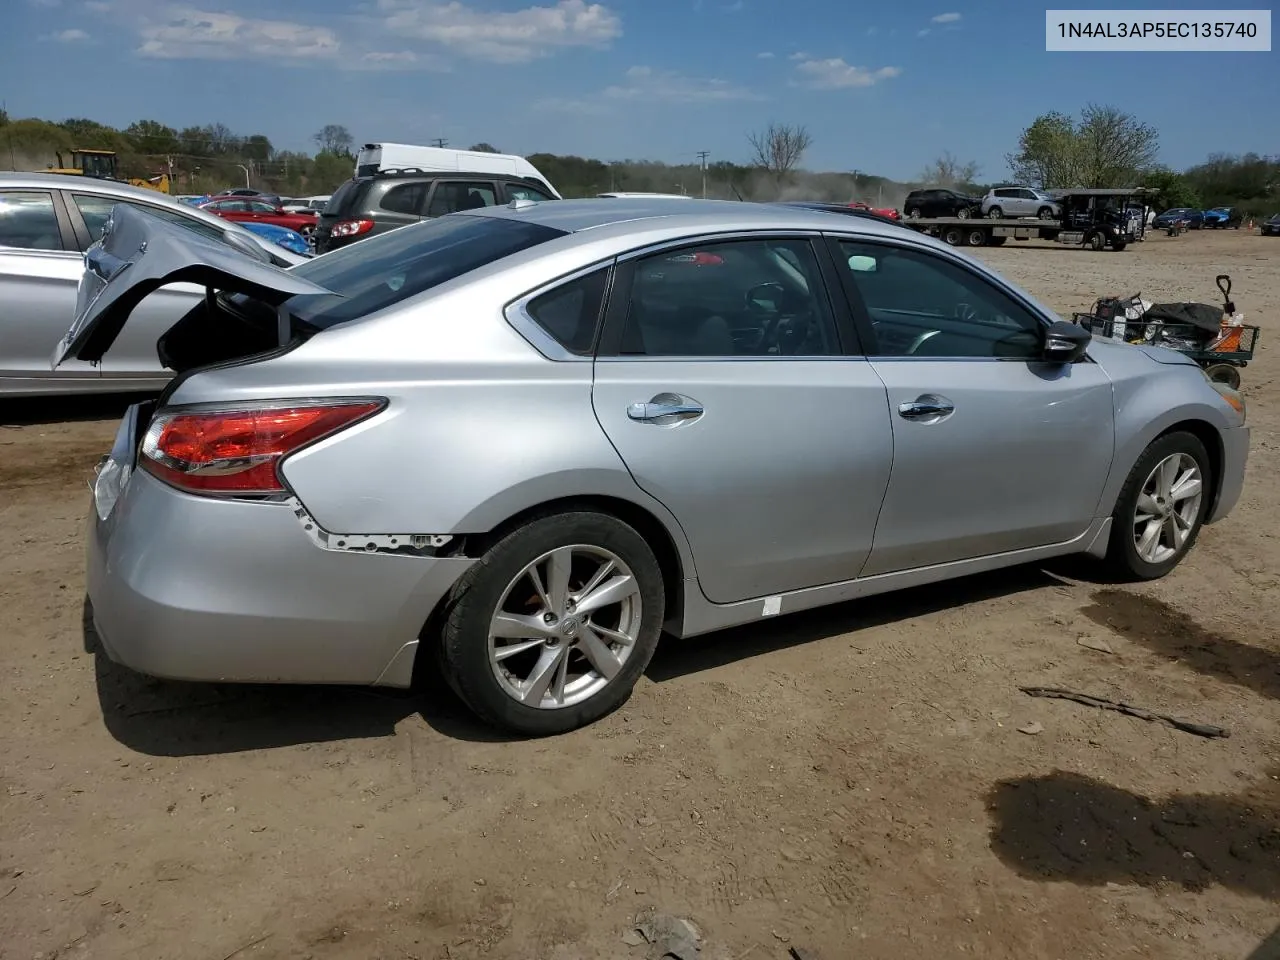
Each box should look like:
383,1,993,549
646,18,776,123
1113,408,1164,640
467,196,908,239
0,172,304,264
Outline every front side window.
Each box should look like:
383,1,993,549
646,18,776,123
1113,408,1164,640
427,181,498,217
507,184,554,203
0,191,63,250
618,238,839,358
835,240,1044,359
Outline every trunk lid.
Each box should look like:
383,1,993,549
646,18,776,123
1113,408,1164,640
52,203,336,368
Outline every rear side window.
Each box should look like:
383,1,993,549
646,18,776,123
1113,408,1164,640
507,183,554,203
0,191,63,250
427,181,498,217
524,269,608,355
379,182,428,215
279,215,566,330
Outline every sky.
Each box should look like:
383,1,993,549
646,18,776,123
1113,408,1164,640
3,0,1277,182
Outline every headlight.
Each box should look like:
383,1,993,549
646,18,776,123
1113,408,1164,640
1204,372,1246,423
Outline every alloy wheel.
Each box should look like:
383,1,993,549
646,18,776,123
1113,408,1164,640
1132,453,1203,564
487,545,643,709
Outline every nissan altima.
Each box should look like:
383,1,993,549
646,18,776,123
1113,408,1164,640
63,198,1249,735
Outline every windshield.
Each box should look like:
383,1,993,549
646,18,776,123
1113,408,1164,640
261,214,565,330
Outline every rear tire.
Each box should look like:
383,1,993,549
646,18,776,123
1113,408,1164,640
1103,431,1211,581
1205,362,1241,389
965,227,987,247
906,207,922,219
942,226,964,245
438,511,665,735
1037,206,1054,219
987,206,1003,219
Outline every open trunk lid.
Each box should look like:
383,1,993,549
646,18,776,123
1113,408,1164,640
52,203,336,368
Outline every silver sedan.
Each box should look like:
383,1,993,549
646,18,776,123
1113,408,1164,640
65,198,1249,734
0,173,307,396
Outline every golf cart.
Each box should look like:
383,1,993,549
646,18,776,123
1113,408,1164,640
1050,187,1152,251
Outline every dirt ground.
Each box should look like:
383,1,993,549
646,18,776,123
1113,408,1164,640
2,229,1277,960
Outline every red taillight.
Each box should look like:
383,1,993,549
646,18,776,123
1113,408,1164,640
140,401,383,495
330,218,374,238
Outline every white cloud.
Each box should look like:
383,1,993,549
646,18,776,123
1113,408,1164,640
787,50,808,60
352,49,450,71
532,96,611,116
137,7,340,60
53,27,91,41
931,11,961,23
793,57,901,89
917,28,930,36
756,50,774,59
603,65,762,103
376,0,621,63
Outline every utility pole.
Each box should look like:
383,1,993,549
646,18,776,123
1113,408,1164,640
850,169,858,203
431,138,448,148
696,150,709,199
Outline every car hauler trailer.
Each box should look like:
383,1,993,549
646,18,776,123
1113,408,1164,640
900,187,1154,251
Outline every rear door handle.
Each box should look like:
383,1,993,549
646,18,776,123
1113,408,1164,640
897,394,955,422
627,393,704,425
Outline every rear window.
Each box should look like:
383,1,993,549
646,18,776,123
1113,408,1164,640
277,214,566,330
323,179,364,217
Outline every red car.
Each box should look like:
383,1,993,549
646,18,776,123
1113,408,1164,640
199,197,318,244
849,201,900,220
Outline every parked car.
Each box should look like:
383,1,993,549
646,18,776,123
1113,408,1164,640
848,201,901,220
1202,206,1243,229
0,173,306,396
282,195,331,215
1261,213,1280,236
903,188,982,219
315,169,561,253
212,188,286,208
981,186,1060,220
199,197,319,247
1153,207,1204,230
63,198,1249,735
772,200,906,228
239,221,313,257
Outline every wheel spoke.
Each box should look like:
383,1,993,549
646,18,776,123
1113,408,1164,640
550,646,570,705
492,637,548,661
491,612,556,640
575,574,638,616
1137,517,1162,560
1158,456,1179,499
589,621,636,647
1170,471,1202,503
545,548,573,617
526,565,552,612
520,646,567,706
1165,514,1185,548
578,628,623,680
574,559,616,606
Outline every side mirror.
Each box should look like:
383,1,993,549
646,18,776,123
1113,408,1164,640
1043,320,1091,363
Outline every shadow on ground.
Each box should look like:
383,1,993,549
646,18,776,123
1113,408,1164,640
0,392,145,428
646,563,1059,682
1083,588,1280,700
88,563,1064,755
987,769,1280,898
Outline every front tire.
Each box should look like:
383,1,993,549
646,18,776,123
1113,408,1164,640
439,512,665,735
906,207,922,219
1104,432,1211,581
957,206,972,219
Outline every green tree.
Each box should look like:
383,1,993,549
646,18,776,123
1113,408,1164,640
1140,168,1200,210
1006,111,1079,188
313,124,353,157
310,150,353,191
469,142,499,153
125,119,179,156
1007,105,1159,189
243,134,273,162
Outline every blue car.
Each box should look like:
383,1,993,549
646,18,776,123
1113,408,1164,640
238,220,313,257
1152,207,1204,230
1201,206,1242,229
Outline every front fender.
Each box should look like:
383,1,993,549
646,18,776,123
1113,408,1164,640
1093,363,1235,518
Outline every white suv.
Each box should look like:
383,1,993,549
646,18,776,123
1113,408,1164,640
981,186,1060,220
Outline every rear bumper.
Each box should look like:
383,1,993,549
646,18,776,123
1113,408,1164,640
1207,424,1250,524
87,467,473,687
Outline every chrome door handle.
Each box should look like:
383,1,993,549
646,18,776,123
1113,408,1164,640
627,393,704,424
897,394,955,421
